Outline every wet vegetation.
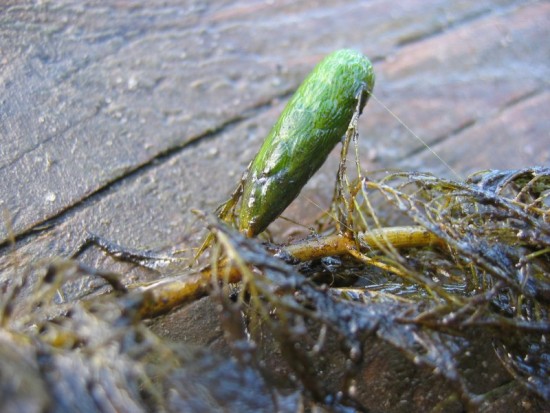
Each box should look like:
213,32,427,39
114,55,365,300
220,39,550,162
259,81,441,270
1,161,549,412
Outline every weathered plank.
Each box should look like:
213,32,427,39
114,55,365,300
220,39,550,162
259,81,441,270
363,0,549,176
0,0,547,277
1,0,539,246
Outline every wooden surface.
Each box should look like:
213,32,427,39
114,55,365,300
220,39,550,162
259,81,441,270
1,2,549,410
1,0,549,272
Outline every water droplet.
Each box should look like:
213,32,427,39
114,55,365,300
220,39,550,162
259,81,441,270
45,192,56,203
127,75,138,90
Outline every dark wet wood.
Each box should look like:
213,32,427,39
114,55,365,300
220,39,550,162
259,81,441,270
1,1,549,410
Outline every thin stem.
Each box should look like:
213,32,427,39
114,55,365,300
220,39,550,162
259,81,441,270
137,226,443,318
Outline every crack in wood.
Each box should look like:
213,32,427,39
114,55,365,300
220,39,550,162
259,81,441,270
0,89,295,248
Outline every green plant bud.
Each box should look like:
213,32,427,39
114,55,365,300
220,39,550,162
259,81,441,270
239,49,375,236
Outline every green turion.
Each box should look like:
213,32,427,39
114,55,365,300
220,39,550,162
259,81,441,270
238,49,375,237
